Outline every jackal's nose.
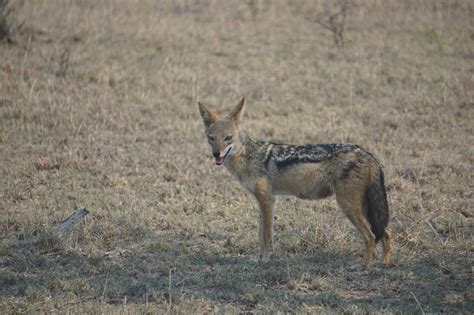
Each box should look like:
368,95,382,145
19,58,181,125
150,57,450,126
212,151,220,158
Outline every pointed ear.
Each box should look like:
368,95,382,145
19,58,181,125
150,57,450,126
198,102,218,128
228,97,245,123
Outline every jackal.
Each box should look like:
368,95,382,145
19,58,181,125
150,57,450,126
198,98,392,270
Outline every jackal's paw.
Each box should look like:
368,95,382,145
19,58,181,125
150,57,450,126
346,263,359,271
347,263,368,273
259,254,270,263
382,261,392,268
249,253,270,263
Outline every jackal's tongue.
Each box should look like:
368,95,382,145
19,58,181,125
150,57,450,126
215,157,225,165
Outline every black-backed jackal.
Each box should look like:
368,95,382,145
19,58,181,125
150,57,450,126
198,98,392,270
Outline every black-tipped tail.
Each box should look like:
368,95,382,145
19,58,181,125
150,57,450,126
365,170,389,241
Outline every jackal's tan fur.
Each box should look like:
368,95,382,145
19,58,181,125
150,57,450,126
198,98,392,270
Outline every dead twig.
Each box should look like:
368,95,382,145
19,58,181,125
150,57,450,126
0,0,22,44
0,0,11,41
307,0,354,47
56,46,71,77
56,208,89,239
410,291,426,315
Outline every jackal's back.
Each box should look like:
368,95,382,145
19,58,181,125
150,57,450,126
257,141,378,179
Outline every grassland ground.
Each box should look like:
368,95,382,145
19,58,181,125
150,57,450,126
0,0,473,313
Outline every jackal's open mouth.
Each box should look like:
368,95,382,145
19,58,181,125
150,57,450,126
215,146,232,166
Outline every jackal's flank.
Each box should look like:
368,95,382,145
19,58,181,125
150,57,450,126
198,98,392,270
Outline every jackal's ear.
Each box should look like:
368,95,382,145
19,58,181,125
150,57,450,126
198,102,218,128
228,97,245,123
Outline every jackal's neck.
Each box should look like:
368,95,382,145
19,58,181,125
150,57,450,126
225,130,254,159
224,130,268,178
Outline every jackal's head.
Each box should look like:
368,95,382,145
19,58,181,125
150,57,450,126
197,97,245,166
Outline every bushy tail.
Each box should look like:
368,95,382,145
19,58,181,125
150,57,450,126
365,170,389,242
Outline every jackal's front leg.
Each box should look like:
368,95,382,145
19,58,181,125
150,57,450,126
253,178,275,262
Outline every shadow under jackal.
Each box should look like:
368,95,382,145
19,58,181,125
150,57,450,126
198,98,392,270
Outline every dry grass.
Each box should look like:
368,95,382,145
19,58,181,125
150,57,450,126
0,0,473,313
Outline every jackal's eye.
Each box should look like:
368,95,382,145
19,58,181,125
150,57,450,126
208,135,216,142
224,135,233,142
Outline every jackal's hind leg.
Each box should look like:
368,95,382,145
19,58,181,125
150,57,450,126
336,193,376,271
382,229,392,267
349,212,376,271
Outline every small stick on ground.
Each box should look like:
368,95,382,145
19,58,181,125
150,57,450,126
425,219,444,244
56,208,89,239
410,291,426,315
